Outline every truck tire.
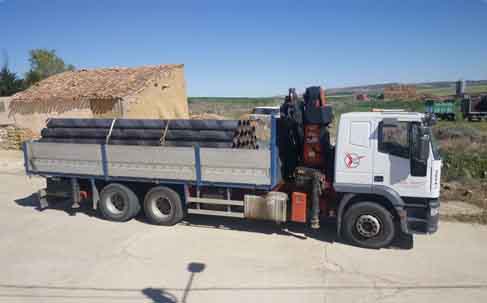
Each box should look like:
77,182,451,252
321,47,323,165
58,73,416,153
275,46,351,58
342,202,395,249
99,183,140,222
143,186,184,226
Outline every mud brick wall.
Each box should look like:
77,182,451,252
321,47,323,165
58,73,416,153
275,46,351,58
0,126,36,150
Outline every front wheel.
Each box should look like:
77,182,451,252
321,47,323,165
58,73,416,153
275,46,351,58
342,202,396,249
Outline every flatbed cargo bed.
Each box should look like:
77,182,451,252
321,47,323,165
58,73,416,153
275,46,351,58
24,142,279,190
23,118,280,190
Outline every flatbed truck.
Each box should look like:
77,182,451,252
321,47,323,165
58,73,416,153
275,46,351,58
22,87,442,249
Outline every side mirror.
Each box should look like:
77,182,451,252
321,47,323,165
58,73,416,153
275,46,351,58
411,131,430,177
417,134,430,162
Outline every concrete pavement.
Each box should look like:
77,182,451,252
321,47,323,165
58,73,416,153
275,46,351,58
1,151,487,302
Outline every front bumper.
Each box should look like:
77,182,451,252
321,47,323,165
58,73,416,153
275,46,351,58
402,198,440,234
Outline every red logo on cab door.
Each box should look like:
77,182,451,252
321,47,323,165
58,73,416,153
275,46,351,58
344,153,365,168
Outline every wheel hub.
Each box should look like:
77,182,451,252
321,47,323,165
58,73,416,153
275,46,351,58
106,193,126,214
150,196,172,219
156,197,171,215
355,215,381,238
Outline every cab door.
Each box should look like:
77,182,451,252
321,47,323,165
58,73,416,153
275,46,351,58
335,119,374,185
373,121,430,197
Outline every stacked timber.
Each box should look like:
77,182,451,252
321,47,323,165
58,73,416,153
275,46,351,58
39,118,259,149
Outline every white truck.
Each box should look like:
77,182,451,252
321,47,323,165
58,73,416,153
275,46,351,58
22,87,441,249
334,111,441,247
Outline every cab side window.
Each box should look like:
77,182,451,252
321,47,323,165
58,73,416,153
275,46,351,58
349,121,370,148
378,122,409,158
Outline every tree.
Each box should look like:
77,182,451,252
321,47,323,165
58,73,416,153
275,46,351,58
0,66,24,96
0,51,24,96
24,49,75,86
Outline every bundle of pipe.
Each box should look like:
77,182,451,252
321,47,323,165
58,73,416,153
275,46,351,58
39,118,259,149
232,120,259,149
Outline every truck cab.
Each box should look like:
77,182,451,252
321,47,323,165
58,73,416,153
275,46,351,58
334,110,441,246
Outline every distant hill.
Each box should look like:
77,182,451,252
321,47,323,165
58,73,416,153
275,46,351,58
327,80,487,96
188,80,487,100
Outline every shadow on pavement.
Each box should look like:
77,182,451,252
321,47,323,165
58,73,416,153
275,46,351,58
142,288,178,302
0,261,207,302
0,284,177,302
2,258,487,300
14,193,98,217
14,194,39,209
13,192,338,243
180,214,339,244
2,279,487,302
14,193,412,249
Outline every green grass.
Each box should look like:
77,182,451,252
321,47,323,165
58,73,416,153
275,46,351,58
188,97,282,119
189,97,278,106
417,84,487,97
330,99,425,116
437,119,487,132
466,85,487,95
326,94,355,102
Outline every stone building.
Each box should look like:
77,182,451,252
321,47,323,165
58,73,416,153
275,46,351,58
9,64,189,134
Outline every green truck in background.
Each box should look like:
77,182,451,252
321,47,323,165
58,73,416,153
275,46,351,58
425,99,456,121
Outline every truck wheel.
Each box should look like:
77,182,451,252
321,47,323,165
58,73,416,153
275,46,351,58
144,186,184,225
342,202,395,249
99,183,140,222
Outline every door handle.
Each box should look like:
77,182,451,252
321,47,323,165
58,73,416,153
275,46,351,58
374,176,384,182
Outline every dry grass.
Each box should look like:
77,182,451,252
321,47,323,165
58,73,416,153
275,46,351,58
189,98,280,120
441,180,487,207
435,122,487,223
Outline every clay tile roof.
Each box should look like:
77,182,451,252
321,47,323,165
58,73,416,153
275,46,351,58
11,64,183,106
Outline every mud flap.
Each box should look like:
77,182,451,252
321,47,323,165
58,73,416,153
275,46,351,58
394,231,414,250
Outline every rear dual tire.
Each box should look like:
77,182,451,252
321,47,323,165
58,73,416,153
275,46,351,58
99,183,141,222
143,186,184,226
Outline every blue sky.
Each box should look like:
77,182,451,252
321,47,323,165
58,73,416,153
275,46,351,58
1,0,486,96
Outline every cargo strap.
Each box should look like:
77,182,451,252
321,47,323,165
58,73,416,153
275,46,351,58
105,118,117,144
160,120,170,144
